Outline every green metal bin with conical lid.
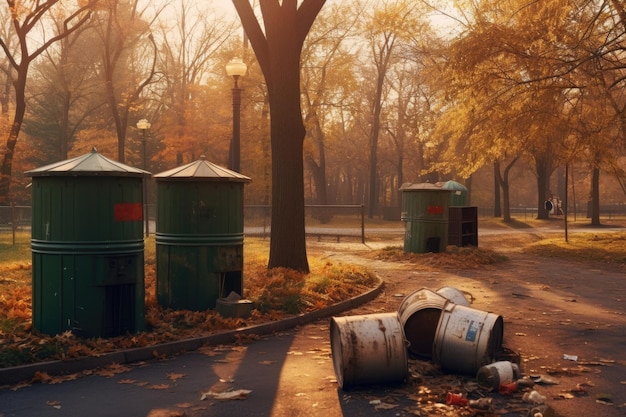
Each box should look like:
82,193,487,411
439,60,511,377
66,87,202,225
400,182,452,253
25,148,149,337
154,156,251,311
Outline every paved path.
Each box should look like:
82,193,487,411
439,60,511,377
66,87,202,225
1,225,625,417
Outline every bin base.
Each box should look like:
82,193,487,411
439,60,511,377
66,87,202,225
216,298,253,318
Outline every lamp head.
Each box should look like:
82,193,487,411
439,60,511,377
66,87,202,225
137,119,151,130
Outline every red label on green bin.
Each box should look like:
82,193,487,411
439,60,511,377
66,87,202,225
427,205,444,215
114,203,143,221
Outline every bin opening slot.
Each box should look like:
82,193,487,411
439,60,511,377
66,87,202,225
219,271,243,299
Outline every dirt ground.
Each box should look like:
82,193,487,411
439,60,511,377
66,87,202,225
305,227,626,417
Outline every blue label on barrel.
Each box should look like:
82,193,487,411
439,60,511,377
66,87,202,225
465,320,479,342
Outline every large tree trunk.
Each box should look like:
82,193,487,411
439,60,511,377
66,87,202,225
233,0,325,272
535,156,551,220
495,158,518,223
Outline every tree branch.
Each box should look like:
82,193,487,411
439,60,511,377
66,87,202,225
232,0,270,79
296,0,326,45
29,1,98,65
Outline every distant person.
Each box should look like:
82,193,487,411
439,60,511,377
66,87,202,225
545,198,553,215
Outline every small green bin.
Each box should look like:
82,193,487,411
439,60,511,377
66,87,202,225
154,157,251,311
400,183,452,253
441,180,468,207
26,148,149,338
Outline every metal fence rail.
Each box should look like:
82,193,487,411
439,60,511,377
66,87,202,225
3,203,625,245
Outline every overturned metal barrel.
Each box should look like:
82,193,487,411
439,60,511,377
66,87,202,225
433,302,504,374
330,313,408,389
398,288,448,357
436,286,471,307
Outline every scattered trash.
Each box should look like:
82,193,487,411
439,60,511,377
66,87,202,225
476,361,520,391
527,404,556,417
46,400,61,410
201,389,252,401
595,393,613,404
517,378,536,389
523,390,547,405
562,354,578,361
531,374,560,385
468,397,493,410
446,392,469,406
571,382,590,393
373,402,398,410
498,381,518,394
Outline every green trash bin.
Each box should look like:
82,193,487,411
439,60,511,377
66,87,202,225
400,183,452,253
26,148,149,338
154,157,251,311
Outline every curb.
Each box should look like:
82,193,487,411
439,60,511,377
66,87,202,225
0,277,384,386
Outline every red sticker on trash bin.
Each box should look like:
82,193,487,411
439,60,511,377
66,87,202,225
114,203,143,221
427,205,444,215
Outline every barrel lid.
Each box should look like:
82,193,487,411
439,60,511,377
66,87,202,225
25,147,150,177
153,156,251,183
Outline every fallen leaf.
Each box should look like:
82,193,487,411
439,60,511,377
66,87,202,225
166,373,186,381
118,379,137,385
148,384,170,390
259,360,276,365
32,372,52,383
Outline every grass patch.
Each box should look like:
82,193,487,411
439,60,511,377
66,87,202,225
372,245,508,269
524,232,626,264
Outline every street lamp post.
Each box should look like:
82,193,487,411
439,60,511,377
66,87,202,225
226,57,247,172
137,118,151,237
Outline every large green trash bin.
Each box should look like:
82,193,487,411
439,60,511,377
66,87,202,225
400,183,452,253
26,148,149,338
154,157,251,311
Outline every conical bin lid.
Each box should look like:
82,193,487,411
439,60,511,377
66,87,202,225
154,156,251,183
25,147,149,177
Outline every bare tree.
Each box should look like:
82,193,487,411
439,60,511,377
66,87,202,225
92,0,159,163
0,0,96,203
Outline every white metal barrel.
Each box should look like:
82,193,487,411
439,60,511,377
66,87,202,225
433,302,504,374
397,288,447,357
330,313,408,389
